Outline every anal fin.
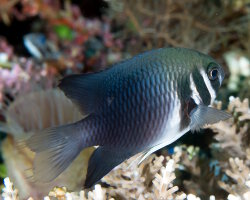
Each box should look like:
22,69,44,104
84,147,133,188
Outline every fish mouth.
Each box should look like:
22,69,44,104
219,66,225,86
219,74,224,86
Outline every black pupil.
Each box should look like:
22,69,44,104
211,69,218,79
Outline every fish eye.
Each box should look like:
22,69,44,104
208,68,219,81
207,63,220,81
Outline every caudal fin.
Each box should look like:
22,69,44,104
26,122,84,182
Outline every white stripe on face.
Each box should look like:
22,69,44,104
218,74,223,86
189,74,202,105
199,69,216,104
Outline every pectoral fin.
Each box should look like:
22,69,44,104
84,147,133,188
190,105,232,132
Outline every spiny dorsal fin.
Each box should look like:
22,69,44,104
58,73,105,116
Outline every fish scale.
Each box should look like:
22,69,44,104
95,69,174,149
87,71,174,149
27,47,231,187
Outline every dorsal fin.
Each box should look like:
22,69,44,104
58,73,105,116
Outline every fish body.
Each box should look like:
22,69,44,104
27,47,231,188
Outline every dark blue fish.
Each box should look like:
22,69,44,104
27,47,231,188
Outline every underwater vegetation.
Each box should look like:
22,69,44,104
0,0,249,199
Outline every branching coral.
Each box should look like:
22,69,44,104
2,151,190,199
2,177,19,200
209,97,250,159
207,97,250,199
152,159,180,200
218,157,250,200
2,148,214,200
107,0,249,58
49,148,198,200
99,148,187,200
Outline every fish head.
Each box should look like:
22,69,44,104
176,48,231,131
186,50,225,106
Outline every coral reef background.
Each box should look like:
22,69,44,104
0,0,249,199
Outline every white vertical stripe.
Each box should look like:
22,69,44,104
138,92,188,165
199,69,216,104
219,75,223,86
23,38,43,59
189,74,202,105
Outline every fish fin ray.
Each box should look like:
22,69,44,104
138,127,191,165
26,122,83,182
138,142,170,165
84,147,132,188
138,149,157,165
58,74,104,115
127,153,144,169
190,105,232,132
